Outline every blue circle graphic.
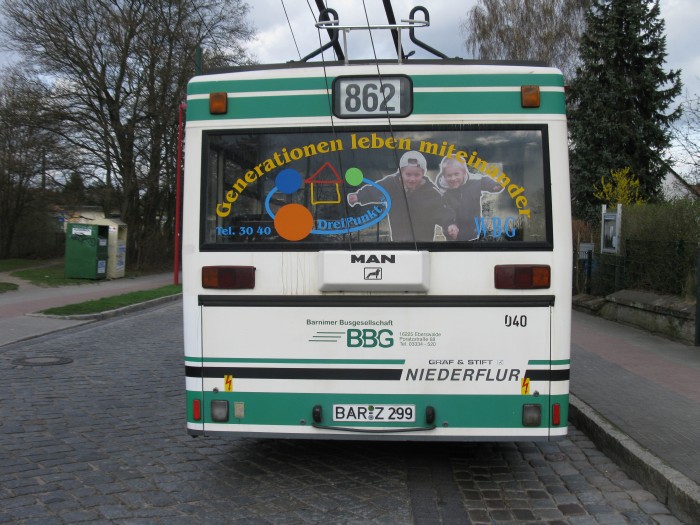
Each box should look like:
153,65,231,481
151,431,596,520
275,169,303,194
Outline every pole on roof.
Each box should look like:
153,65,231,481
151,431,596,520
314,0,345,61
382,0,404,60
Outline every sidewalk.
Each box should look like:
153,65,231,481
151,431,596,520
0,269,175,346
569,309,700,522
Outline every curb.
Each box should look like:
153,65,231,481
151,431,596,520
28,294,182,321
569,394,700,523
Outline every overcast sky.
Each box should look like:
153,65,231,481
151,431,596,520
242,0,699,98
1,0,696,93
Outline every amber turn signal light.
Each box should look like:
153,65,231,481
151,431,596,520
209,92,228,114
521,85,540,108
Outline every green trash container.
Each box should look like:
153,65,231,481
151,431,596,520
64,224,109,279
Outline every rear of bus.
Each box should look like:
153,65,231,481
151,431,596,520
182,61,572,440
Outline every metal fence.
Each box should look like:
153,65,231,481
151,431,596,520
574,240,700,298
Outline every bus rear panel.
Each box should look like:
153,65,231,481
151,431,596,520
182,61,572,441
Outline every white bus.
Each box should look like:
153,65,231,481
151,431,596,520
182,9,572,440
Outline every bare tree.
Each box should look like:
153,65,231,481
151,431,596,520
0,68,76,257
462,0,589,80
1,0,254,267
671,92,700,184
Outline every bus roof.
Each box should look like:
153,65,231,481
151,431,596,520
202,59,552,76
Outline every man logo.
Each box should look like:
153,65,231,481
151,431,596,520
351,254,396,264
364,267,382,280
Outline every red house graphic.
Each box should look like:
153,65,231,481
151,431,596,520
304,162,342,205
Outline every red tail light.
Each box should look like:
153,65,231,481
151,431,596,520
202,266,255,289
552,403,561,426
193,399,201,421
494,265,550,289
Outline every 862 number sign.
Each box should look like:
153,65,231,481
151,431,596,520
333,76,412,118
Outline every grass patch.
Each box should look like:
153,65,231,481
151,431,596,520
0,282,19,293
11,264,90,287
40,284,182,316
8,260,173,287
0,259,52,272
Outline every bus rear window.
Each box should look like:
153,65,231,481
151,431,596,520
202,126,552,249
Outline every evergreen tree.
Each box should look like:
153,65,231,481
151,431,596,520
568,0,682,219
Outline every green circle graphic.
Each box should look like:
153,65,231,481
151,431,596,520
345,167,364,186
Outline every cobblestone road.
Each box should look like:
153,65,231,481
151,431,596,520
0,303,684,524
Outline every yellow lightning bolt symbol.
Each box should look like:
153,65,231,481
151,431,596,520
521,377,530,395
224,375,233,392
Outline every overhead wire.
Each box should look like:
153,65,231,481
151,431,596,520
281,0,303,60
310,0,355,249
285,1,416,247
296,0,352,250
362,0,419,250
191,1,226,61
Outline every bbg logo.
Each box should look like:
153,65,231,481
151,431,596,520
347,329,394,348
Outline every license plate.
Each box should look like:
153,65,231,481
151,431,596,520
332,404,415,422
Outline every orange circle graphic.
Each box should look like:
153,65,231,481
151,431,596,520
274,204,314,241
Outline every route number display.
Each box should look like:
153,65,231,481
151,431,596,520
333,76,412,118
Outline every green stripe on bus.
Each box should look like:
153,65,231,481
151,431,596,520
185,357,406,365
186,390,569,428
186,91,565,121
413,91,565,114
528,359,571,365
187,94,330,121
